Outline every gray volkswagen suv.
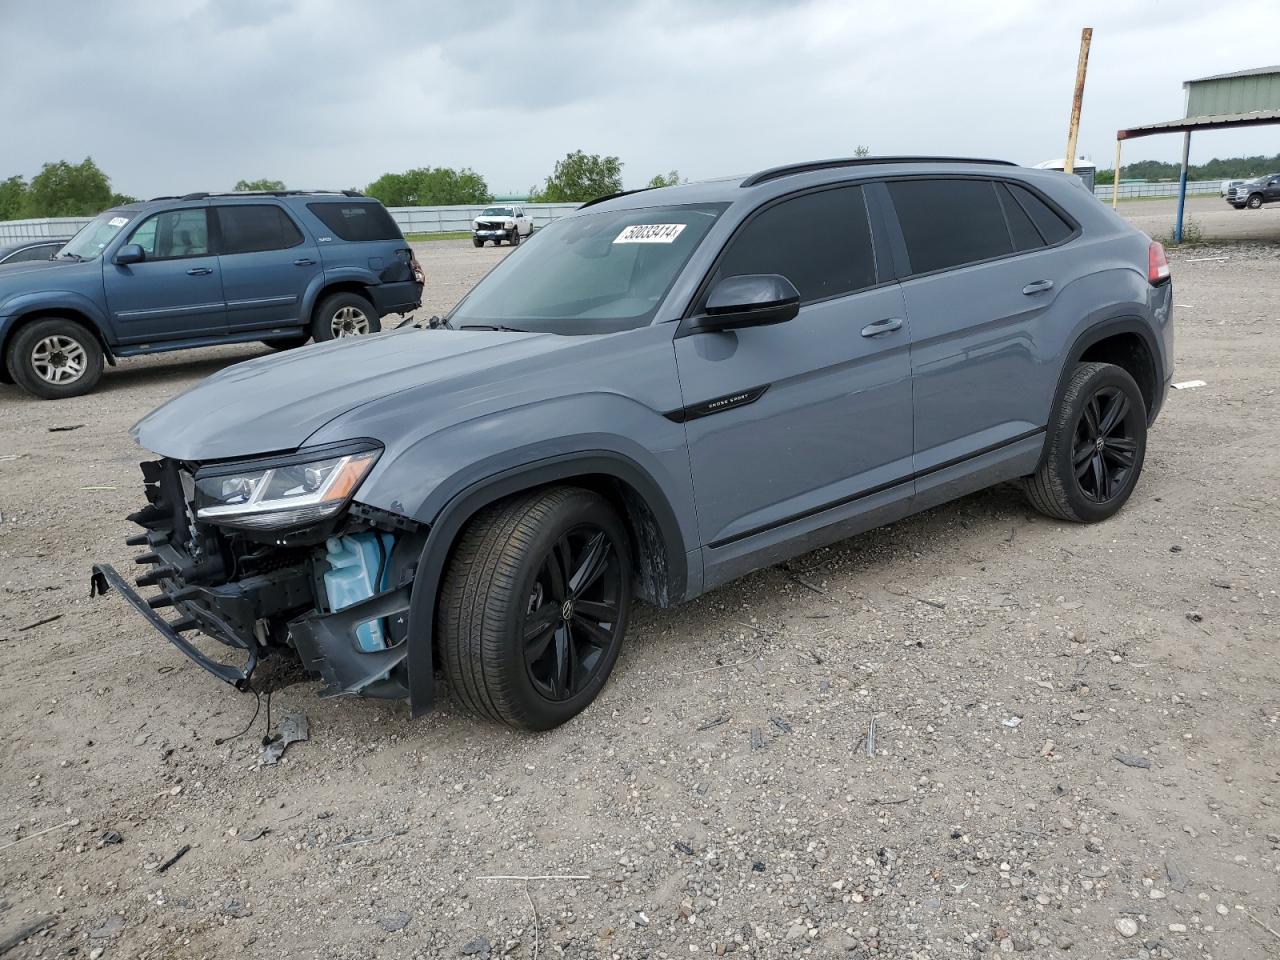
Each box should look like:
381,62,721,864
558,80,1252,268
93,157,1174,730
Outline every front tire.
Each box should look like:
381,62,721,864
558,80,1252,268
1022,361,1147,523
438,487,633,731
1246,194,1263,209
472,237,484,248
508,227,520,246
310,292,380,342
6,317,104,399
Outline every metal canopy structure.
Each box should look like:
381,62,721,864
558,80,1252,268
1113,65,1280,241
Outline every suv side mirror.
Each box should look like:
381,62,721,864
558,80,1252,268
115,244,145,265
689,274,800,333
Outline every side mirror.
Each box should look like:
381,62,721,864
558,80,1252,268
115,244,145,265
689,274,800,333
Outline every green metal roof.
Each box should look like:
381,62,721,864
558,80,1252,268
1185,65,1280,119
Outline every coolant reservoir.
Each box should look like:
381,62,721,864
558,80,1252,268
323,533,395,652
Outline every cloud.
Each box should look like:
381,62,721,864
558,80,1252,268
1,0,1277,199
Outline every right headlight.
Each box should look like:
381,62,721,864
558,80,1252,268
195,448,379,530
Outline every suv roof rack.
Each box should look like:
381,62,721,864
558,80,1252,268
147,189,367,201
741,156,1017,187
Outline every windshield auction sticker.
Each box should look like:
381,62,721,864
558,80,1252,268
108,217,129,227
614,223,687,244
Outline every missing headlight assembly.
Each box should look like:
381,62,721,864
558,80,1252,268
90,443,426,700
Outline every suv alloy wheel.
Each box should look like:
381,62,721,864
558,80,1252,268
1022,362,1147,522
6,317,105,399
311,291,381,341
438,487,632,730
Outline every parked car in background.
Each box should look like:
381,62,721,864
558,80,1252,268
0,190,423,399
1226,174,1280,209
0,238,69,265
94,157,1173,732
472,205,533,246
1219,178,1245,197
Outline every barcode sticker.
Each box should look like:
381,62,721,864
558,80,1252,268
614,223,686,244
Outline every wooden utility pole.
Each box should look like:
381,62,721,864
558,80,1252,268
1064,27,1093,174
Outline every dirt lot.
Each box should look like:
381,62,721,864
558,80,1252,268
1,198,1278,959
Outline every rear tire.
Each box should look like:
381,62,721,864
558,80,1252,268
1022,361,1147,523
6,317,104,399
1246,193,1263,209
311,292,380,342
437,487,632,731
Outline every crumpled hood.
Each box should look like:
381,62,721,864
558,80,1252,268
132,328,572,461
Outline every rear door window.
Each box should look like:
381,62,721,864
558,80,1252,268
306,202,403,241
712,185,877,304
888,178,1012,275
216,205,304,254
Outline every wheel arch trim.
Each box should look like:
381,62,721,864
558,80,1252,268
402,451,689,717
1040,315,1164,470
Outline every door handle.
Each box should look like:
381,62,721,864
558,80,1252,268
1022,279,1054,295
860,317,903,338
293,258,316,266
186,267,213,276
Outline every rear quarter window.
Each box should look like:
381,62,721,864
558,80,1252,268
1005,183,1074,246
306,202,403,242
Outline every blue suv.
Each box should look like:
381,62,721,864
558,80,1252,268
0,191,424,399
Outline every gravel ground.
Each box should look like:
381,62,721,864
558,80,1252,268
1,200,1278,959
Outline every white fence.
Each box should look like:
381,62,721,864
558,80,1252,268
0,216,93,242
1092,180,1222,200
390,203,580,235
0,203,583,243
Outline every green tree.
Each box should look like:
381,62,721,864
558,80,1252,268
20,158,113,217
646,170,683,188
234,178,287,192
854,145,871,158
0,175,27,220
365,167,490,206
530,151,623,203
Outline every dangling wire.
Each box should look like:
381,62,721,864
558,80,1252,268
214,687,261,745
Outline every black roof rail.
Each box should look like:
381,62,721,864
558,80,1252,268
146,189,367,202
741,156,1018,187
578,187,656,209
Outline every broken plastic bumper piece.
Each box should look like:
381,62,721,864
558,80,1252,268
90,563,257,690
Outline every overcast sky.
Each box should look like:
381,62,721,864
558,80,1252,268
1,0,1277,199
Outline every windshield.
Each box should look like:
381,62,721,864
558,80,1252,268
480,207,514,217
60,210,136,260
451,203,726,335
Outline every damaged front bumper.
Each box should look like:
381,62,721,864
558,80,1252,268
91,457,424,702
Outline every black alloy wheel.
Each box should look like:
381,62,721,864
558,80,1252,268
437,487,633,730
521,524,623,701
1022,361,1147,523
1071,386,1139,502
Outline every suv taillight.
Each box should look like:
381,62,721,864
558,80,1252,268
1148,241,1170,285
410,252,425,285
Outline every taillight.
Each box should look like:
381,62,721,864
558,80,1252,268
410,252,425,285
1148,241,1170,285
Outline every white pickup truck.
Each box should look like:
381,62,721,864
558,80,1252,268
472,205,534,247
